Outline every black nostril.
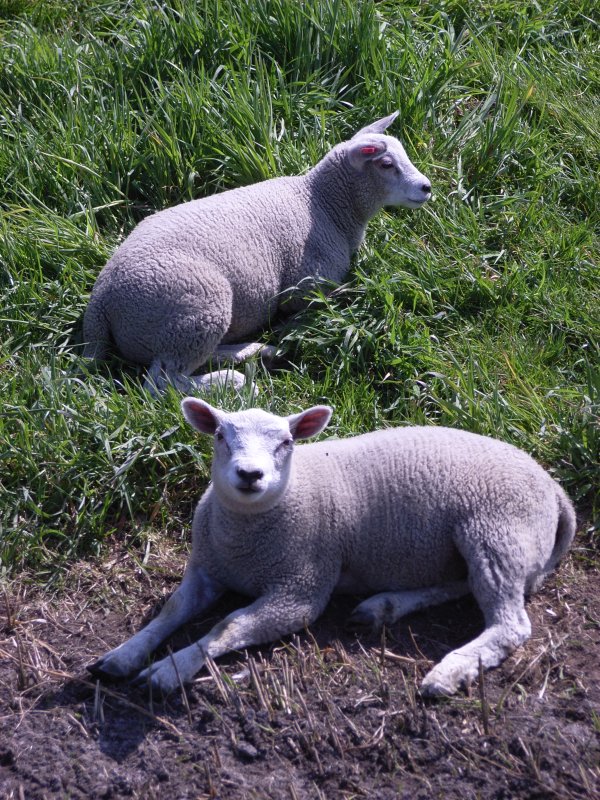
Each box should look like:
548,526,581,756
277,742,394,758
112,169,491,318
237,468,264,483
422,183,432,194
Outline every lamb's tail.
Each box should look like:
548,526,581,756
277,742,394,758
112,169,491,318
528,483,575,596
546,484,576,574
82,294,110,360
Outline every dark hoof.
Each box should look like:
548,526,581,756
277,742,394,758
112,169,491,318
86,659,129,682
346,609,377,633
130,672,172,697
260,346,289,371
130,674,147,690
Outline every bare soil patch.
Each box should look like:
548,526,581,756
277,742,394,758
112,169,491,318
1,541,599,800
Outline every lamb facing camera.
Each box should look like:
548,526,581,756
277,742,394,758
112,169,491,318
89,400,575,697
83,112,431,393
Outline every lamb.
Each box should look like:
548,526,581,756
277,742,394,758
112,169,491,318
89,399,575,697
82,112,431,392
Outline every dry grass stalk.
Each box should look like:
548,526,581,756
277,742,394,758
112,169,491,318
288,783,301,800
399,670,419,716
281,654,295,703
167,646,192,725
0,645,183,736
516,736,542,783
204,761,217,799
64,711,90,738
379,625,386,669
3,583,15,632
495,633,568,712
327,717,346,758
312,780,327,799
267,667,292,714
92,679,105,724
13,629,28,692
294,683,312,721
248,655,273,717
204,654,233,706
478,656,490,735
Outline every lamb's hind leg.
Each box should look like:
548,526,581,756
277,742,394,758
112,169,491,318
348,581,470,631
420,591,531,697
145,340,271,396
162,343,276,394
419,520,537,696
142,267,250,395
214,342,277,366
145,358,248,396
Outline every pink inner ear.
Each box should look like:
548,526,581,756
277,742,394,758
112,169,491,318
361,146,377,154
292,408,331,439
182,399,218,434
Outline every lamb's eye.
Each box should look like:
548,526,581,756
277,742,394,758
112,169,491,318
379,157,394,170
216,431,224,441
278,438,293,450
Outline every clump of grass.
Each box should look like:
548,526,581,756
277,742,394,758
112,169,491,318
1,0,598,574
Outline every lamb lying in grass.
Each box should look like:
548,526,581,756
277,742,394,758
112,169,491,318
89,400,575,697
83,112,431,393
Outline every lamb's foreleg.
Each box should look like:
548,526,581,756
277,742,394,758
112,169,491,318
133,591,326,694
347,582,470,630
88,566,223,680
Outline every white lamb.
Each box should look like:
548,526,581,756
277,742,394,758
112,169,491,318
89,399,575,697
82,112,431,392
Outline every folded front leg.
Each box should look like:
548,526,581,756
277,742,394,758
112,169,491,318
214,342,277,365
134,591,325,694
145,358,248,395
348,582,470,631
88,566,223,680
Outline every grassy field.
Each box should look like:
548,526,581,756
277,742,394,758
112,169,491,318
1,3,599,799
0,0,598,578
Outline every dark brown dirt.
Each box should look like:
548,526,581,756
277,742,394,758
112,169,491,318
1,538,599,800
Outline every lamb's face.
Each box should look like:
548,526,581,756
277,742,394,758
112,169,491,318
181,399,333,515
376,136,432,209
347,133,432,209
211,410,295,512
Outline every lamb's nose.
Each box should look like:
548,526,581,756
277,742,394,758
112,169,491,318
237,468,264,484
421,182,432,194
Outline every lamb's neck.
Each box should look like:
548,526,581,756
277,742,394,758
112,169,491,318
305,149,375,247
209,466,297,538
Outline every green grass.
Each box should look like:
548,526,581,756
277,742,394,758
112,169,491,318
1,0,598,576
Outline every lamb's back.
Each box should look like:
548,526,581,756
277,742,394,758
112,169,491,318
129,177,308,268
100,174,336,292
290,426,560,590
89,173,352,344
295,425,547,507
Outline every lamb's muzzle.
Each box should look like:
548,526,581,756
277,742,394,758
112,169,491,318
235,468,264,493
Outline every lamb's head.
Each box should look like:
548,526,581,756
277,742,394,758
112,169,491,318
181,398,332,513
345,111,432,210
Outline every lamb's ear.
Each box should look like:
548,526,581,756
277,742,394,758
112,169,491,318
347,136,387,170
351,110,399,138
287,406,332,441
181,397,223,435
